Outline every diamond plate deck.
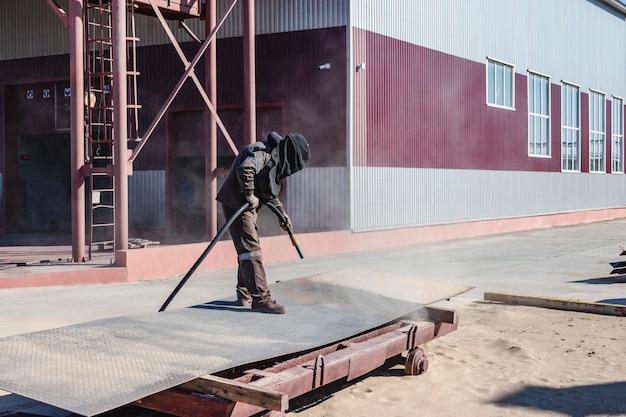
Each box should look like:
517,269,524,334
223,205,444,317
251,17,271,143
0,270,470,416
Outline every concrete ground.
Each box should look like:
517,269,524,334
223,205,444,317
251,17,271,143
1,218,625,416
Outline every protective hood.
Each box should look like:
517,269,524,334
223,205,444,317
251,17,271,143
268,134,310,196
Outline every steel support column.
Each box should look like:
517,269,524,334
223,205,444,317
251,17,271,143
206,0,218,237
112,0,129,256
243,0,256,145
69,0,86,262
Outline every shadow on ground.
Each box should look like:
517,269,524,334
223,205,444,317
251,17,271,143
568,275,626,285
494,381,626,417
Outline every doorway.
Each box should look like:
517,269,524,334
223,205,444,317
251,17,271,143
17,134,71,233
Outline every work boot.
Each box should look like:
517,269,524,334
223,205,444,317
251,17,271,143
234,298,251,307
252,299,287,314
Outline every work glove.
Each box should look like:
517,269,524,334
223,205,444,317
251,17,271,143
279,212,292,231
243,190,259,210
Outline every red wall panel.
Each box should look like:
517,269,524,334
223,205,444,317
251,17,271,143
362,31,564,172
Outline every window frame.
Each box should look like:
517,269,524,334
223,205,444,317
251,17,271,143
527,70,551,158
589,89,606,173
486,57,515,110
611,95,624,174
561,81,581,172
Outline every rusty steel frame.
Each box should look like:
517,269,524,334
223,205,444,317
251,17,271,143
144,0,238,155
45,0,69,27
69,0,86,262
47,0,255,258
134,306,458,417
113,0,130,253
129,0,240,162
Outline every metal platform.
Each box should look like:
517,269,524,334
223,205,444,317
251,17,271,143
0,270,470,416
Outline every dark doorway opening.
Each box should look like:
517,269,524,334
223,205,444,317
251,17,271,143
17,134,71,235
172,156,206,238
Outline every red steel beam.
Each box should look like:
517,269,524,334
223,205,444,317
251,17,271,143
129,0,240,163
243,0,256,145
113,0,129,254
69,0,86,262
45,0,68,27
206,0,218,237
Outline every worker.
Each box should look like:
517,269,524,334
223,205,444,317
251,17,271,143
216,132,310,314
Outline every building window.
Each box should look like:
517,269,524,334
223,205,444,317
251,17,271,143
486,58,514,109
561,82,580,171
612,96,624,173
528,72,550,157
589,90,606,172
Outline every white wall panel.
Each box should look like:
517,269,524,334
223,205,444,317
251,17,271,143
0,0,347,60
351,0,626,95
285,167,350,231
352,167,626,231
0,0,70,59
128,170,166,228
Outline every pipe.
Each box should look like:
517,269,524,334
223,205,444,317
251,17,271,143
159,202,250,312
264,201,304,259
112,0,129,257
243,0,256,145
69,0,86,262
206,0,218,238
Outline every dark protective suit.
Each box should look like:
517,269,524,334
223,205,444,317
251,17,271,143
216,133,310,307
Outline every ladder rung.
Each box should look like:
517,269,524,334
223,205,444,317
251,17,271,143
88,71,114,77
93,223,115,228
87,23,112,29
88,38,112,45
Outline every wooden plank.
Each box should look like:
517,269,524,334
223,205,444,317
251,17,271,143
484,292,626,317
135,388,235,417
179,374,288,412
425,306,458,324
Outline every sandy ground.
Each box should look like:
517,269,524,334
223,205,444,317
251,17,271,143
291,301,626,417
2,216,626,417
1,298,625,417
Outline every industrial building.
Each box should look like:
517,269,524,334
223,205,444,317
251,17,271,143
1,0,626,280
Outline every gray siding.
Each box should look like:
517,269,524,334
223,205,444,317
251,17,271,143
350,0,626,95
286,167,350,231
128,170,166,228
0,0,70,59
0,0,348,60
352,167,626,231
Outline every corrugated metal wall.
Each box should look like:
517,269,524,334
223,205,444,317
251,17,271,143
352,167,626,231
286,167,350,231
0,0,348,60
351,0,626,98
0,0,70,59
349,0,626,231
128,170,166,228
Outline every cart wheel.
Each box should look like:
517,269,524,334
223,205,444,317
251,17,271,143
405,347,428,375
263,411,286,417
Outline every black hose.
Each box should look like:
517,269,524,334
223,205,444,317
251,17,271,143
158,202,249,312
264,201,304,259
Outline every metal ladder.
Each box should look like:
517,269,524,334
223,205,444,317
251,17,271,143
85,0,141,258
